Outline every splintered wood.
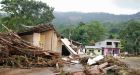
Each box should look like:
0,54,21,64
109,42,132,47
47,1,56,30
0,32,60,67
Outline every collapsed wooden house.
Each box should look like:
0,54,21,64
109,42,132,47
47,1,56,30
18,24,62,53
18,24,81,56
0,31,60,57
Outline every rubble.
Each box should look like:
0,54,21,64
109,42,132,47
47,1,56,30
71,60,80,64
87,55,104,65
60,55,140,75
84,65,105,75
0,32,61,68
0,26,139,75
99,62,108,69
71,71,85,75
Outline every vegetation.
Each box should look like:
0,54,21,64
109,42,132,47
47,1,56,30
0,0,139,55
0,0,54,32
103,22,125,39
120,20,140,55
60,19,140,55
61,21,106,45
53,12,140,26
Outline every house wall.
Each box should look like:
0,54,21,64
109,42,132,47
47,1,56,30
95,41,106,48
103,48,120,56
40,32,46,50
104,48,109,56
57,37,62,53
33,33,40,47
86,48,102,55
20,30,62,53
20,35,33,43
94,49,102,55
51,31,58,52
42,30,54,51
104,40,118,48
95,40,120,48
41,30,62,53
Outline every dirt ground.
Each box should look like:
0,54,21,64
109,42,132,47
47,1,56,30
1,57,140,75
0,64,83,75
120,57,140,69
0,67,58,75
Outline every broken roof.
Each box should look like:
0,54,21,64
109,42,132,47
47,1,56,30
18,23,60,37
71,40,82,46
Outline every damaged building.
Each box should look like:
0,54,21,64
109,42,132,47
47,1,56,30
18,24,82,56
18,24,62,53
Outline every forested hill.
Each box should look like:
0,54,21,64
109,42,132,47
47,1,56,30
53,12,140,25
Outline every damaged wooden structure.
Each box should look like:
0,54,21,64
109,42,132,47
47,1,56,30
0,24,63,67
0,25,139,75
18,24,62,53
18,24,83,56
0,31,61,67
61,38,85,56
0,24,83,68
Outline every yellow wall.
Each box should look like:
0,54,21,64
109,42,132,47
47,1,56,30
43,30,52,50
40,30,62,52
51,31,58,52
86,48,102,55
40,32,46,50
33,33,40,47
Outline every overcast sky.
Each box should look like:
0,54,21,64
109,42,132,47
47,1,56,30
40,0,139,15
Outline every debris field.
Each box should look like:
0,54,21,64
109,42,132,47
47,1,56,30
0,32,140,75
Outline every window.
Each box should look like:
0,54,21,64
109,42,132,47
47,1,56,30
114,42,119,48
107,42,112,45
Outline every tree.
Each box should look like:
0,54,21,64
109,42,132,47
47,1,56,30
0,0,54,31
62,21,106,45
120,20,140,55
102,22,125,39
71,23,89,45
85,21,106,42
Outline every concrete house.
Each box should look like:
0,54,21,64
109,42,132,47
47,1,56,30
95,39,120,56
18,24,62,53
85,46,102,56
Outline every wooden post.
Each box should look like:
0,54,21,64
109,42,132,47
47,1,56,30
2,24,12,32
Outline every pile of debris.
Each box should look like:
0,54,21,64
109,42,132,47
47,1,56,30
0,27,139,75
0,32,60,68
60,55,140,75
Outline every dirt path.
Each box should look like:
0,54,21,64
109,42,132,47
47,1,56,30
120,57,140,69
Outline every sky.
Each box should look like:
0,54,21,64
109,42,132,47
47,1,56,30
39,0,139,15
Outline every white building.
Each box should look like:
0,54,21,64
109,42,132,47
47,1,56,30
95,39,120,48
95,39,120,55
